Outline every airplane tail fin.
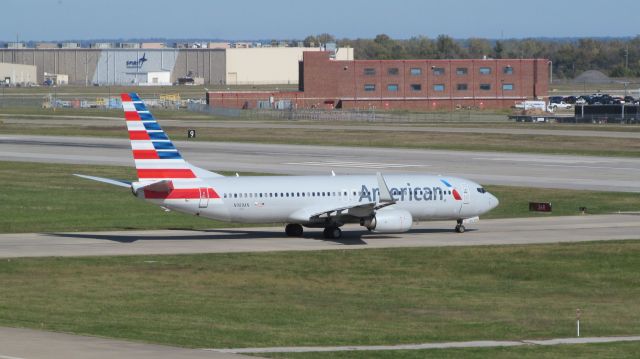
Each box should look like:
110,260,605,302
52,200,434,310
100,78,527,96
120,93,222,181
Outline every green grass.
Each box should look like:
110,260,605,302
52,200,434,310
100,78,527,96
0,161,245,233
482,185,640,219
1,241,640,351
1,161,638,233
262,342,640,359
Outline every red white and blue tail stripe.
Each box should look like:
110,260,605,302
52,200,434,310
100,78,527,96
121,93,196,181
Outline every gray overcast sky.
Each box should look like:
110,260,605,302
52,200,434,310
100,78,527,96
2,0,639,41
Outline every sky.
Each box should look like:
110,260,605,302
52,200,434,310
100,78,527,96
2,0,640,41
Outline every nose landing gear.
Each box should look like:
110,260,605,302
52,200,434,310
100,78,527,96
455,219,466,233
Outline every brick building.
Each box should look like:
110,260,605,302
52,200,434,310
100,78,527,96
207,51,550,110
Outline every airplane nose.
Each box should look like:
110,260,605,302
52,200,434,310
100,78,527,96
487,193,499,210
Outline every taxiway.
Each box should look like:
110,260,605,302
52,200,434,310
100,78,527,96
0,214,638,258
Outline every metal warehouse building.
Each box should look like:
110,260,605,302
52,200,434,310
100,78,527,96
207,51,550,110
0,47,353,86
0,62,37,85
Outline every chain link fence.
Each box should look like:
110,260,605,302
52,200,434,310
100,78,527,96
187,104,506,123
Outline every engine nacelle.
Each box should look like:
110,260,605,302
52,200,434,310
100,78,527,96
362,209,413,233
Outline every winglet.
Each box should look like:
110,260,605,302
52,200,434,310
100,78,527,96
376,172,394,203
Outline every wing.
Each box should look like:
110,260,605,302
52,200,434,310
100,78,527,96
288,172,397,222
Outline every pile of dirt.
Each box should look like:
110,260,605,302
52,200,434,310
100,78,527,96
572,70,613,84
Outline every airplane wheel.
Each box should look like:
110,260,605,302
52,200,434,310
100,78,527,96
285,223,303,237
323,227,342,240
455,225,465,233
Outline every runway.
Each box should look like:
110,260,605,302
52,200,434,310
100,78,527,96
1,134,640,192
1,215,638,258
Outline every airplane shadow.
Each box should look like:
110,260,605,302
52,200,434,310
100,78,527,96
47,228,368,245
47,226,471,245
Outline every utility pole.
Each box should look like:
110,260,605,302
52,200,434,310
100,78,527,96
625,45,629,70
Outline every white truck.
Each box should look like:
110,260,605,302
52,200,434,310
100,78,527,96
514,101,546,111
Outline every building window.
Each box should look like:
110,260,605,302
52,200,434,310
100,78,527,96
432,67,445,76
479,67,492,75
456,67,468,75
388,67,399,75
387,84,399,92
410,68,422,76
433,84,445,92
457,83,468,91
503,66,514,74
364,68,376,75
410,84,422,91
480,83,491,91
364,84,376,92
502,83,514,91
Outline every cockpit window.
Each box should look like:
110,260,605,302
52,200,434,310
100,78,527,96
477,187,486,193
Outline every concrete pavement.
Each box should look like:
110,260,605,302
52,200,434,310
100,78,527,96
1,214,638,259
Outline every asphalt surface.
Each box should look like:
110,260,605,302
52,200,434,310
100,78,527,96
0,327,255,359
1,134,640,192
1,215,638,258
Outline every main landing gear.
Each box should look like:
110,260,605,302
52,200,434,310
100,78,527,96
323,226,342,240
455,219,466,233
285,223,304,237
285,224,343,239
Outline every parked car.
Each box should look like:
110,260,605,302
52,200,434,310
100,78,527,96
575,97,588,105
590,94,614,105
624,96,636,104
547,102,572,111
549,96,564,104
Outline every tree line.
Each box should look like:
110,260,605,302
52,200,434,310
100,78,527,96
302,34,640,79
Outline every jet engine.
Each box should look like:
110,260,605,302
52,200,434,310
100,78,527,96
361,209,413,233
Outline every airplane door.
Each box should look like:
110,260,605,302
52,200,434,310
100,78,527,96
199,188,209,208
463,186,470,204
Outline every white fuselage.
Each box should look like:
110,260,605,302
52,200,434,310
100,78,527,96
140,174,498,225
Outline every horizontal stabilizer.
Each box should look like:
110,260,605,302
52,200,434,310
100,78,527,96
74,174,131,188
132,180,174,195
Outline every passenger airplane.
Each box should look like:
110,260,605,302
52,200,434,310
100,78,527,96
76,93,498,239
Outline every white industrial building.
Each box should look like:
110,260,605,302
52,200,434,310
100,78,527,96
224,47,354,85
0,62,37,85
